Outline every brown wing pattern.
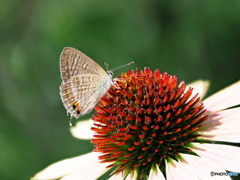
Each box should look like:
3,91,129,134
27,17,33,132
60,47,107,82
60,74,112,118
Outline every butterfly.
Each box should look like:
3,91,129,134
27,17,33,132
59,47,133,119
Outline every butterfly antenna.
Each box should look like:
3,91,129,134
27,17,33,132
111,61,134,71
104,62,109,71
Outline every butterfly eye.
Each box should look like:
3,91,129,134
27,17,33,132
107,71,113,77
76,110,81,115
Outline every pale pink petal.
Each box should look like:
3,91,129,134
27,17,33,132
187,80,210,99
179,153,231,180
203,81,240,111
61,161,110,180
200,107,240,142
70,119,94,140
125,171,138,180
166,158,199,180
108,173,124,180
192,143,240,173
148,165,165,180
32,152,105,180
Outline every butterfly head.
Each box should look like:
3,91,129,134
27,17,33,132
107,71,114,78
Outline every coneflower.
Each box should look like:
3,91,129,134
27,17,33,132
32,68,240,180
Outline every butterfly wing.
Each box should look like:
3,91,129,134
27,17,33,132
60,74,112,118
60,47,108,82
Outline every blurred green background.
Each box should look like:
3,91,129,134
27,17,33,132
1,0,240,180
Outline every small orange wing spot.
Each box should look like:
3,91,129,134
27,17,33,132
72,102,82,112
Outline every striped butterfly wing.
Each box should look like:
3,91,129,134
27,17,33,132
60,47,107,82
60,74,112,118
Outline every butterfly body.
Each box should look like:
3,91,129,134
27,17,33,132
59,47,113,118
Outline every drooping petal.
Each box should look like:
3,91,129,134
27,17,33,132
178,153,232,180
125,170,138,180
148,164,165,180
166,158,199,180
61,160,110,180
31,152,106,180
192,143,240,173
187,80,210,100
70,119,94,140
108,173,124,180
203,81,240,111
200,107,240,142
